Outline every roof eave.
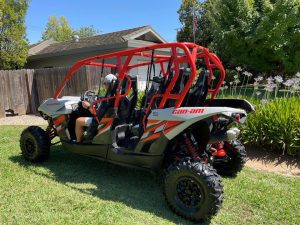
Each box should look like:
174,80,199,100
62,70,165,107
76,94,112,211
28,42,128,60
123,26,167,43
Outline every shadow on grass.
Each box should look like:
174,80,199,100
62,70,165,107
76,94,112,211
10,145,210,225
246,145,300,169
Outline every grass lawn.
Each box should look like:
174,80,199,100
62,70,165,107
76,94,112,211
0,126,299,225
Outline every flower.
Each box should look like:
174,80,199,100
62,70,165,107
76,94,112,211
283,79,294,87
266,76,274,84
274,75,283,83
243,71,253,77
236,66,242,72
229,81,233,85
264,83,276,92
234,75,239,79
212,75,216,80
291,78,299,84
296,72,300,78
222,81,226,84
256,91,262,96
224,85,228,89
234,79,240,84
260,99,268,105
254,76,264,82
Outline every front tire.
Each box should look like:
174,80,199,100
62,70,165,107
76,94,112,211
213,140,247,177
163,158,223,222
20,126,50,162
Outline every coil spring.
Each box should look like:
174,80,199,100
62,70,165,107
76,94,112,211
46,125,56,139
183,133,199,159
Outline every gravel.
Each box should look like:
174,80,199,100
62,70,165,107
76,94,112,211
0,114,48,126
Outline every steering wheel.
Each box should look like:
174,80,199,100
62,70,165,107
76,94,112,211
81,90,97,103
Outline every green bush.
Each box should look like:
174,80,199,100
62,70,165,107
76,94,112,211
242,98,300,155
136,92,145,108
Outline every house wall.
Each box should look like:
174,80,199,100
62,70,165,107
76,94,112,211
27,41,171,91
128,57,167,90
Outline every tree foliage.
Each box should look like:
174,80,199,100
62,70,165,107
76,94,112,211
42,16,98,41
42,16,74,41
177,0,213,47
206,0,300,74
73,25,97,38
0,0,29,69
177,0,300,74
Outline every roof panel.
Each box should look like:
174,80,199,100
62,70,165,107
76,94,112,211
33,26,150,56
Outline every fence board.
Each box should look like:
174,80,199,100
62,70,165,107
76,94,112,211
86,65,112,92
0,72,5,117
0,66,114,118
0,70,29,116
24,69,36,113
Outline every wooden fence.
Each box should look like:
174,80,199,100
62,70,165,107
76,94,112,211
0,66,111,118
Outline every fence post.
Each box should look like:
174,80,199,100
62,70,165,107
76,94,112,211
24,70,33,114
0,71,5,118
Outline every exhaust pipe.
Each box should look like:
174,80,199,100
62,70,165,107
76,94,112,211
208,128,240,144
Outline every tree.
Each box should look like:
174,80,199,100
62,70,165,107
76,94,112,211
0,0,29,70
42,16,98,41
206,0,300,74
42,16,74,41
73,25,98,38
177,0,213,47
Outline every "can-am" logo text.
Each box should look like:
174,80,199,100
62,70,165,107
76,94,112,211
172,108,204,114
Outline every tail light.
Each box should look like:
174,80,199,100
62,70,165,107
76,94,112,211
232,113,240,122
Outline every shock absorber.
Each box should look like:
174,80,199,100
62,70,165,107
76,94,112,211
183,132,200,159
46,123,56,140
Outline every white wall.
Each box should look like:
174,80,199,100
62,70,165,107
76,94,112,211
128,57,168,91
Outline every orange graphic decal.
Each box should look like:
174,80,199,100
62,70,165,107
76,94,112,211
53,115,65,126
98,118,113,134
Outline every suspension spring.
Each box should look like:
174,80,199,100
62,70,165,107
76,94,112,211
183,133,200,159
46,125,56,140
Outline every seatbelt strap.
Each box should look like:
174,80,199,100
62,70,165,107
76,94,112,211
143,50,155,109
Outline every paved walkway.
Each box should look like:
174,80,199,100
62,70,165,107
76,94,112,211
0,114,47,126
245,146,300,177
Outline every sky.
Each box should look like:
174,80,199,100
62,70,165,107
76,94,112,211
25,0,183,44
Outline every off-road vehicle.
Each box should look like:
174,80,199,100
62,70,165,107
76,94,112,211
20,42,254,222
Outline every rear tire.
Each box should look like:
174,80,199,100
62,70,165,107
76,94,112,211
213,140,247,177
163,157,223,222
20,126,50,162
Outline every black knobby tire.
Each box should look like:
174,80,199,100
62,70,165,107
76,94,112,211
213,140,247,177
20,126,51,162
163,157,224,222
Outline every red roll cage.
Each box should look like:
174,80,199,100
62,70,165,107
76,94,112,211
54,42,225,121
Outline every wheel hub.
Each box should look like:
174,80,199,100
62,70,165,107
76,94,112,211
176,177,202,208
25,139,35,156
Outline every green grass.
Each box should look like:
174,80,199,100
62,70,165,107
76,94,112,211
0,126,299,225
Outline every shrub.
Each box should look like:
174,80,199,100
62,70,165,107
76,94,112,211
136,91,145,108
242,98,300,155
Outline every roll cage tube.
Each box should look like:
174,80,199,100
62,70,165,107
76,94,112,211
89,74,132,123
53,42,225,121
